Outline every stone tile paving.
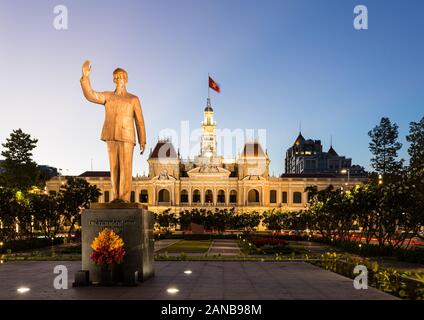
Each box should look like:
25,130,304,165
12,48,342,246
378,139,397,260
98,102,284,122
0,260,397,300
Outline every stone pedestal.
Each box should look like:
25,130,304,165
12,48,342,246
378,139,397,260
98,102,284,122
80,203,154,285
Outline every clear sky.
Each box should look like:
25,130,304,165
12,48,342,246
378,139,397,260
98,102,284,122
0,0,423,176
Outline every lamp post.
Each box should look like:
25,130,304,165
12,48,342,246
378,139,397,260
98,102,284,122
341,169,350,186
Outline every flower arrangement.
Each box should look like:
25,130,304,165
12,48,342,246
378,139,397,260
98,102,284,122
90,228,126,266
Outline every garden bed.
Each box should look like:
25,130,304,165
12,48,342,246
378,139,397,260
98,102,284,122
311,252,424,300
239,234,307,256
0,238,63,253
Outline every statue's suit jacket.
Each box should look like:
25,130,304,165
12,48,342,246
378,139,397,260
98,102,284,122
80,77,146,146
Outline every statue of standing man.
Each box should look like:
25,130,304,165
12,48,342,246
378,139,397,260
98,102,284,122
80,60,146,203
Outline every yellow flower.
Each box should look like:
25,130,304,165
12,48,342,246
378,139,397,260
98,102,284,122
91,228,124,251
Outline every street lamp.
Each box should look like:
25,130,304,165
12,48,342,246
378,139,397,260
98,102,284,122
341,169,350,186
378,174,383,185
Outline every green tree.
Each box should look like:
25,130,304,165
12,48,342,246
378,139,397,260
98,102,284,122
262,210,284,232
58,177,101,238
30,193,62,240
368,117,403,176
0,187,17,242
11,190,33,240
155,209,177,232
406,116,424,169
0,129,40,190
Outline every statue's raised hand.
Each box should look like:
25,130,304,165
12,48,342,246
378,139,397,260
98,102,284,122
82,60,91,78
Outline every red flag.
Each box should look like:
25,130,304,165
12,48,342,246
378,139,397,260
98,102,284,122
208,76,220,93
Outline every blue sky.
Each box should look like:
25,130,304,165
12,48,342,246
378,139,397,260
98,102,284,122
0,0,423,176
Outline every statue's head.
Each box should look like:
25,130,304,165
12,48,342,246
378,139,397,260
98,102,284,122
113,68,128,87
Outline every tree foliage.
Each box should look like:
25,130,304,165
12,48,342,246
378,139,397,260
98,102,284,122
57,177,101,237
0,129,41,189
406,116,424,169
368,117,403,176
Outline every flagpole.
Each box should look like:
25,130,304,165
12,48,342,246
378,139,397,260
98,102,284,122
208,73,210,100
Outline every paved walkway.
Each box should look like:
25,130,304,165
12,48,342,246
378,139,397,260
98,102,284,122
207,240,241,256
0,261,397,300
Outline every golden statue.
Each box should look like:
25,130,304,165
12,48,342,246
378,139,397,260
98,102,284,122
80,60,146,203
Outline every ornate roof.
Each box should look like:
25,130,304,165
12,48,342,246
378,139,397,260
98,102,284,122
79,171,110,177
149,140,178,160
240,142,267,158
327,145,339,156
294,132,305,146
187,165,231,178
204,98,213,112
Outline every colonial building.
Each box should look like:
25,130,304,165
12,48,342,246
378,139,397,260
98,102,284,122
46,98,364,214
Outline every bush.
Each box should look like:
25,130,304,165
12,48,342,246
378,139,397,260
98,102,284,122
278,234,424,264
250,237,288,247
59,245,81,254
154,233,238,240
394,247,424,264
0,237,63,253
313,252,424,300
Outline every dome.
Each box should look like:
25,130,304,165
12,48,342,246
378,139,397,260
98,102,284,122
204,97,213,112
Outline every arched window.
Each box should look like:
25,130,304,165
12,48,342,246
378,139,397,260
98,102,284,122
293,192,302,204
205,190,213,204
229,190,237,204
104,191,110,203
248,189,260,203
270,190,277,204
192,189,201,203
158,189,170,203
180,190,189,203
282,191,288,204
217,190,225,204
139,190,148,203
130,191,135,203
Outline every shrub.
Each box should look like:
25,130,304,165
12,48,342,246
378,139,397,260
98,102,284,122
250,237,288,247
313,252,424,300
0,237,63,253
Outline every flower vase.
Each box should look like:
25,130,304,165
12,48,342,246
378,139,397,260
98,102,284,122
100,265,115,286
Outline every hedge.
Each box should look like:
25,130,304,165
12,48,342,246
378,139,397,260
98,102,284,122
0,238,63,253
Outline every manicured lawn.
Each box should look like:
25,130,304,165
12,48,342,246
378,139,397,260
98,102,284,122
159,240,212,253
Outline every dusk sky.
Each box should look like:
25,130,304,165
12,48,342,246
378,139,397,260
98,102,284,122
1,0,423,176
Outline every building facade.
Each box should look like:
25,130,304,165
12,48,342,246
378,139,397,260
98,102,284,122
285,133,366,176
46,99,364,214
